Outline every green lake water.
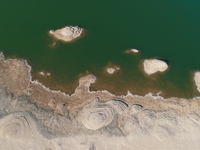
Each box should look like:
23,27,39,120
1,0,200,98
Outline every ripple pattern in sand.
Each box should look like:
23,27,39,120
0,113,35,141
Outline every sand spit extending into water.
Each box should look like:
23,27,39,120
0,53,200,150
49,26,83,42
143,59,168,75
194,71,200,93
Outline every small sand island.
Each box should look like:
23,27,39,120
106,67,120,74
194,72,200,93
143,59,168,75
107,68,115,74
130,48,139,53
124,48,140,54
49,26,83,42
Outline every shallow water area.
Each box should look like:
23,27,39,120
1,0,200,98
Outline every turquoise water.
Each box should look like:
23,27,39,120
1,0,200,97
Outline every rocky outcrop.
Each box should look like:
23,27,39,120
49,26,83,42
143,59,168,75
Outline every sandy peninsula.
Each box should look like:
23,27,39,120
49,26,83,42
0,53,200,150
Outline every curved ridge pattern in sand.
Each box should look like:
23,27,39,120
81,104,114,130
0,113,35,141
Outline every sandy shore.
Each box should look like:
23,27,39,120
0,53,200,150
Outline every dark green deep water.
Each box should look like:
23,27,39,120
1,0,200,98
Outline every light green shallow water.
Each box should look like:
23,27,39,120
1,0,200,98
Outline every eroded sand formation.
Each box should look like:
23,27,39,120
49,26,83,42
0,53,200,150
143,59,168,75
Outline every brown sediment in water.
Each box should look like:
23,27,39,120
32,71,79,95
0,51,199,111
30,59,198,99
90,74,196,99
0,51,198,104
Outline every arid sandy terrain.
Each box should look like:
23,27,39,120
0,53,200,150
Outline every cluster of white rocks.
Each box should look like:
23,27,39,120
49,26,83,42
143,59,168,75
